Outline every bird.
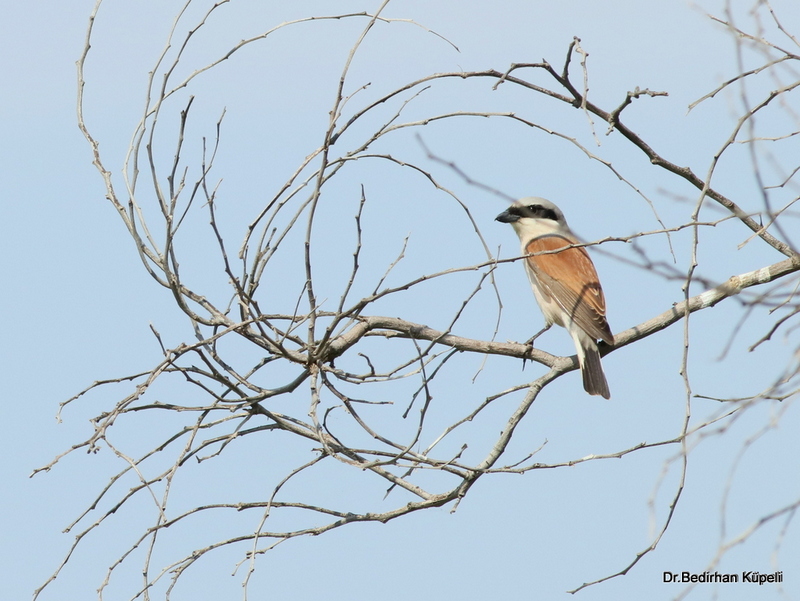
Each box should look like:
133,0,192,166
496,197,614,398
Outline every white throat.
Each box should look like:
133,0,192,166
509,217,570,247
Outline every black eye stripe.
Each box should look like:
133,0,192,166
508,204,559,222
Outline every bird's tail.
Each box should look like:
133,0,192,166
579,342,611,399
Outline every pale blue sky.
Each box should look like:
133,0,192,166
2,1,798,600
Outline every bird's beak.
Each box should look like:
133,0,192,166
495,209,518,223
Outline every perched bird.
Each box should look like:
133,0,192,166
496,197,614,398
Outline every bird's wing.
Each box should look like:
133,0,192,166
525,234,613,344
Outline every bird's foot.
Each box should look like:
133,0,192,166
521,324,551,371
524,324,552,346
